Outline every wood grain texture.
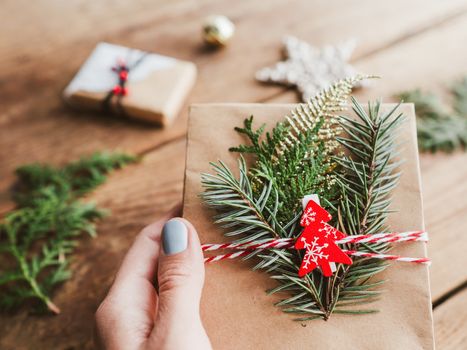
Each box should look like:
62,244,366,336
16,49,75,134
422,153,467,301
1,0,467,348
1,0,467,197
434,288,467,349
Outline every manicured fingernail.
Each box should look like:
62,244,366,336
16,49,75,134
162,219,188,255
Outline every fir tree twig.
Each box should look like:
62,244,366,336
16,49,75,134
330,98,404,317
0,152,136,314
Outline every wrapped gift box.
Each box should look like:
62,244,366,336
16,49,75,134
64,42,197,125
183,103,434,349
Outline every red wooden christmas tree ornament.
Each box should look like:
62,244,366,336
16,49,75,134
295,199,352,277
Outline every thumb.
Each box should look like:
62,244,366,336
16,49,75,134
156,218,205,325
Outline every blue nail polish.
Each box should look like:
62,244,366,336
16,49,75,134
162,219,188,255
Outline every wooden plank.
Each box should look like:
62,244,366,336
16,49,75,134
3,0,467,113
434,288,467,349
2,0,467,198
3,0,467,81
421,153,467,301
0,139,186,350
354,14,467,101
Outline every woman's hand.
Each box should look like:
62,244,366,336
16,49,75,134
95,208,211,350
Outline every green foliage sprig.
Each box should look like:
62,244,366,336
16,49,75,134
398,76,467,153
201,78,403,321
228,115,337,225
0,152,136,314
329,98,403,316
228,76,368,225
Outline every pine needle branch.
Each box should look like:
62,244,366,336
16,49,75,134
201,158,283,242
201,159,329,317
330,98,403,316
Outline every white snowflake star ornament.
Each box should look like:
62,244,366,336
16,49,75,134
256,36,364,101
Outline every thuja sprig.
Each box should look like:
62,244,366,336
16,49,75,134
0,152,136,314
229,77,368,225
398,76,467,153
229,116,337,225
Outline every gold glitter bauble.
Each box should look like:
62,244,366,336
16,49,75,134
202,15,235,47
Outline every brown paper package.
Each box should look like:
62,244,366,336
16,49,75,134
183,103,434,350
65,61,196,126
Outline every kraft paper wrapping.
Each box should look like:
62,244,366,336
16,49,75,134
183,103,434,350
64,42,197,125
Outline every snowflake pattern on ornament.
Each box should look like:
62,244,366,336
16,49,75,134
318,222,346,241
301,236,329,270
300,207,317,226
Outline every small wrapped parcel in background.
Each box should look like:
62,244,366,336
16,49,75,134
183,103,434,349
63,42,197,125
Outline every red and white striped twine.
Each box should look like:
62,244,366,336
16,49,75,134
201,230,430,265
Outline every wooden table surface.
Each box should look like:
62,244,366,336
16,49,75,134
1,1,466,349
